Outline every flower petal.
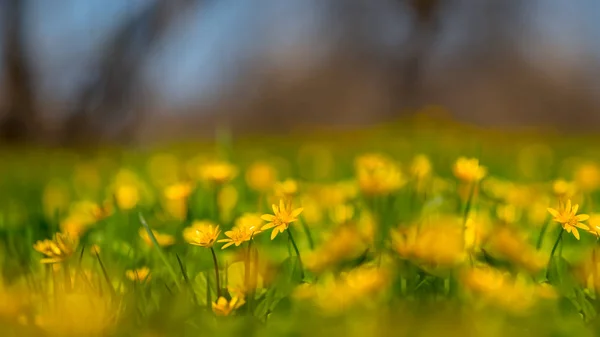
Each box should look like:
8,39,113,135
573,228,580,240
547,208,560,218
261,214,275,221
270,228,278,240
576,214,590,221
572,204,579,215
261,223,275,230
291,208,304,217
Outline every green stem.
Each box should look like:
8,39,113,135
139,213,181,289
245,239,253,293
536,217,551,250
210,247,222,298
300,220,315,250
95,251,116,299
546,229,564,280
287,229,305,279
462,182,476,225
245,239,253,314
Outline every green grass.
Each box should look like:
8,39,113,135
1,117,600,336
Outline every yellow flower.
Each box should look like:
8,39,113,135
218,224,261,249
212,296,245,316
34,288,116,335
218,213,263,249
486,227,546,273
329,204,354,224
274,179,299,199
496,204,520,224
552,179,577,199
138,228,175,247
183,221,221,247
246,162,277,192
453,157,487,183
235,212,263,230
355,153,405,196
547,199,590,240
33,232,79,264
575,162,600,192
586,213,600,237
261,200,303,240
305,225,366,273
200,161,237,185
125,267,151,282
410,154,432,180
164,182,193,200
115,184,140,210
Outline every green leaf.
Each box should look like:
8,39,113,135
194,270,218,307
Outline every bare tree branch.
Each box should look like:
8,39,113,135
62,0,198,145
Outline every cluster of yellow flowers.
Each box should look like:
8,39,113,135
20,141,600,337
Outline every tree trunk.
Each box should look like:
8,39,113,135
0,0,38,143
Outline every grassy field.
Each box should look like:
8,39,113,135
2,115,600,336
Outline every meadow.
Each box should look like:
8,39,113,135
2,114,600,336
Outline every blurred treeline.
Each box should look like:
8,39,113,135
1,0,600,145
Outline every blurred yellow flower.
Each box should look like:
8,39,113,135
235,212,263,230
552,179,577,199
212,296,245,316
183,221,221,248
274,179,299,199
547,199,590,240
453,157,487,183
164,182,193,200
200,161,237,185
586,213,600,237
330,204,354,224
393,217,466,267
305,225,366,273
496,204,520,224
245,161,277,192
261,200,303,240
125,267,151,282
35,288,116,335
139,228,175,247
217,184,238,221
33,232,79,264
410,154,432,180
575,162,600,192
486,227,546,273
115,184,139,210
355,153,406,196
463,267,548,313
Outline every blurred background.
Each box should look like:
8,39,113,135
1,0,600,145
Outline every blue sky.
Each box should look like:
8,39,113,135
5,0,600,111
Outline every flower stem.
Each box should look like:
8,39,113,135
210,247,222,298
300,220,315,250
462,181,477,248
287,229,305,279
546,228,564,280
536,217,551,250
